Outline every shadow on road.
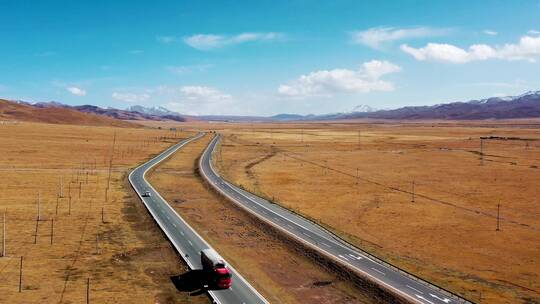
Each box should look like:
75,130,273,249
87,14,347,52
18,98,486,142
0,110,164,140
171,270,207,296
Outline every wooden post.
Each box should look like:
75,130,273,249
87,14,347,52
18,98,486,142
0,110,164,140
101,208,105,224
68,196,72,216
86,277,90,304
19,256,23,292
79,182,82,199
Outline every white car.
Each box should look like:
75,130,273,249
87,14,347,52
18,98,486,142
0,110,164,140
142,191,151,197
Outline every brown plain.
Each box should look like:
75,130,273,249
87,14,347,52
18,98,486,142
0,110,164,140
147,134,374,304
0,122,209,303
211,120,540,304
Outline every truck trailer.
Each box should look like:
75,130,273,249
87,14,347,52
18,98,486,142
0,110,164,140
201,248,232,289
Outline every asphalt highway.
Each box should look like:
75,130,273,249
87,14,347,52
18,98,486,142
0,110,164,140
129,133,268,304
199,134,471,304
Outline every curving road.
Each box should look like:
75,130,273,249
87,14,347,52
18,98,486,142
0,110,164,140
128,133,268,304
199,134,472,304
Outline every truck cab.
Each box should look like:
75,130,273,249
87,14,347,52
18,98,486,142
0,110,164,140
201,248,232,289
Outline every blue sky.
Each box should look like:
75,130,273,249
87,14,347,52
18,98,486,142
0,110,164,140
1,0,540,115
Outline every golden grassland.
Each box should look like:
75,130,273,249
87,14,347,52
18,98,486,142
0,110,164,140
208,121,540,304
148,134,375,304
0,122,208,303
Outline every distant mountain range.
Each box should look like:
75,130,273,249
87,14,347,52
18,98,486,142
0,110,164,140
317,91,540,120
4,90,540,123
0,99,136,127
193,91,540,121
30,102,188,122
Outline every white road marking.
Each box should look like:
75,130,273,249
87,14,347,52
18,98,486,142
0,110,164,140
430,294,451,303
188,240,193,246
348,254,362,260
322,242,331,248
415,295,435,304
406,285,423,294
370,267,385,275
180,231,184,236
338,254,349,261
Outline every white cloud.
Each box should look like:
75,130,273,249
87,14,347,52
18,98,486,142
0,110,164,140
157,36,176,44
112,92,150,103
184,32,283,50
528,30,540,35
483,30,498,36
351,27,450,49
278,60,401,98
180,86,232,102
163,85,233,115
401,34,540,63
67,87,86,96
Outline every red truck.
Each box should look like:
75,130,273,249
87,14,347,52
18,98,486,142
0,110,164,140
201,249,232,289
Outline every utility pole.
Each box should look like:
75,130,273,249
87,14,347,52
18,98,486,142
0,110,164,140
411,181,415,202
107,132,116,189
68,195,72,215
496,203,501,231
101,207,105,224
19,256,23,292
86,278,90,304
356,167,359,185
33,218,39,244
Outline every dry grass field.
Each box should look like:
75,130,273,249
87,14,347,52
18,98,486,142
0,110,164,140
210,120,540,304
148,134,374,304
0,121,209,304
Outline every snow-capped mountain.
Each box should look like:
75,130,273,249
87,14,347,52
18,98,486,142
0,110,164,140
126,105,178,117
351,104,376,113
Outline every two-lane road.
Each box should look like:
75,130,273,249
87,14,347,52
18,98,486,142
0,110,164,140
199,134,471,304
129,133,268,304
